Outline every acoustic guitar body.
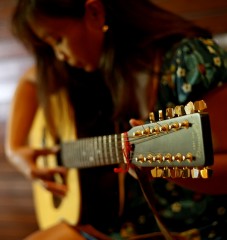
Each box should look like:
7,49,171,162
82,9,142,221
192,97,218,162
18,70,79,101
29,108,81,229
29,108,121,231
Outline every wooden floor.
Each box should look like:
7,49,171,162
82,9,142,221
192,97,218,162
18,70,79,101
0,0,227,240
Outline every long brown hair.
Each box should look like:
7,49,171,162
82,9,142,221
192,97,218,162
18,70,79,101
11,0,211,122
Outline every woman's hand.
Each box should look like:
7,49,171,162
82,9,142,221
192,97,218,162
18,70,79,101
8,145,68,198
129,118,145,127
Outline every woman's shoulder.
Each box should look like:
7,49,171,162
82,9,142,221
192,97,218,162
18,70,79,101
19,65,37,83
165,37,227,62
158,37,227,106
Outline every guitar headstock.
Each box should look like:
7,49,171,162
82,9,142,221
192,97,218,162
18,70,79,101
125,100,213,179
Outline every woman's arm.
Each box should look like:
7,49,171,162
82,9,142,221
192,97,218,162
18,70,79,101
5,67,67,197
156,38,227,194
171,84,227,195
5,66,39,177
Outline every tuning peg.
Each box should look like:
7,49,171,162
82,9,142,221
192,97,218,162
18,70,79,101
174,153,183,162
133,130,143,136
161,124,169,132
166,107,174,118
194,100,207,112
182,167,191,178
163,167,171,178
191,168,200,178
149,112,155,122
184,101,195,114
185,152,193,162
141,127,151,135
151,167,163,178
200,167,213,178
174,105,186,116
170,167,182,178
158,110,164,121
136,154,145,163
170,122,180,130
181,120,190,129
164,153,172,162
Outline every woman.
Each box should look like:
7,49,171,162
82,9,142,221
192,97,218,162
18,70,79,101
5,0,227,239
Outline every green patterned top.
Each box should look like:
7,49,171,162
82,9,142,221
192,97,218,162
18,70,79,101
140,37,227,239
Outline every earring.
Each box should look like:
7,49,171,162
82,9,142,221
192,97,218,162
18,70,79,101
102,24,109,33
56,52,67,62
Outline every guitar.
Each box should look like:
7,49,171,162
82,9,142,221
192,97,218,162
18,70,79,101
30,100,213,230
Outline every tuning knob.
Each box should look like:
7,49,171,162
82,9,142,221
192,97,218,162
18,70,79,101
174,105,186,116
158,110,164,121
194,100,207,112
149,112,155,122
184,101,195,114
170,167,182,178
166,108,174,119
151,167,163,178
182,167,190,178
163,167,171,178
200,167,213,178
191,168,200,178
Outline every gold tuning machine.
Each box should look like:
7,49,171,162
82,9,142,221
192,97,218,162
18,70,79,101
183,100,208,115
149,112,155,123
184,101,195,114
151,167,163,178
200,167,213,178
166,107,174,119
150,167,213,179
170,167,182,178
158,110,164,121
194,100,207,112
174,105,186,116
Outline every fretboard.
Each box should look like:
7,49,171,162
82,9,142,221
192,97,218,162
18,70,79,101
61,134,124,168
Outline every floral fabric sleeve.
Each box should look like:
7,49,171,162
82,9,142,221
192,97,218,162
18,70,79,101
157,38,227,109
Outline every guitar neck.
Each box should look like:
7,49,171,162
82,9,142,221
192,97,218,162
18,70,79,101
61,134,124,168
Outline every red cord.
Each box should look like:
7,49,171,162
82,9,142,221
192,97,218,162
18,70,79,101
114,132,132,173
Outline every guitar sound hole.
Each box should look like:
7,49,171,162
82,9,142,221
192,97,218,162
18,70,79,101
52,173,64,208
52,195,62,208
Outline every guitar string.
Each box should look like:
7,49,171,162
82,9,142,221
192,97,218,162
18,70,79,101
62,127,187,167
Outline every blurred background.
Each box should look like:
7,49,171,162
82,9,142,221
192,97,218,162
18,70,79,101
0,0,227,239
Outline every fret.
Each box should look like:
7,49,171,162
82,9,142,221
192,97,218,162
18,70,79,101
98,136,104,166
94,136,100,166
88,138,93,166
108,135,113,164
103,135,107,165
79,139,85,167
82,139,90,167
61,134,124,168
114,134,120,163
